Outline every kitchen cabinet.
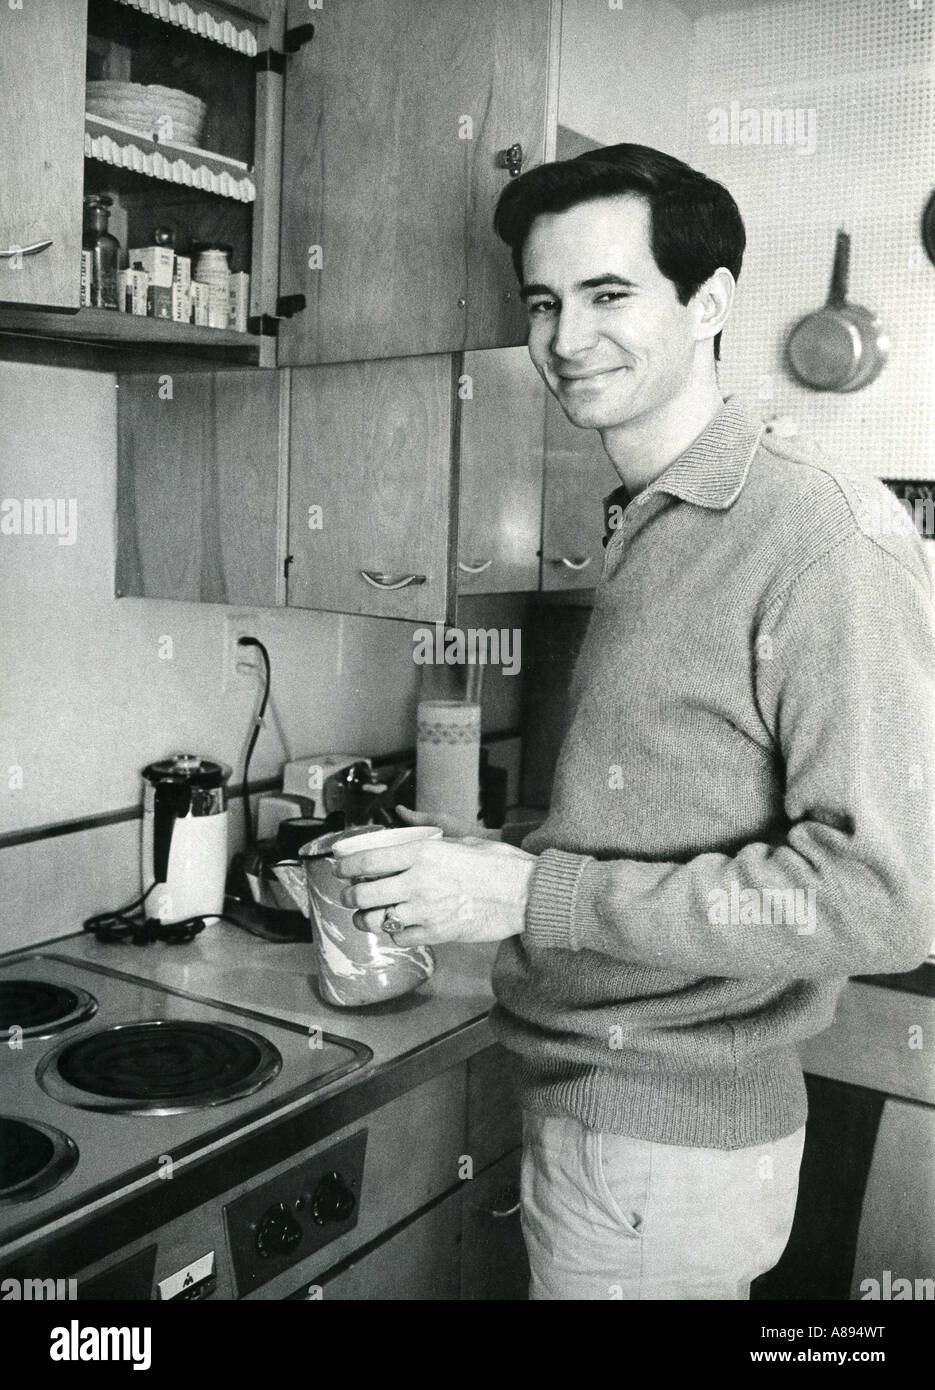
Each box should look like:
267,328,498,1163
113,351,616,616
752,978,935,1300
460,1150,527,1300
457,348,545,595
300,1043,526,1301
116,368,286,606
287,356,458,622
0,0,87,310
0,0,561,370
0,0,280,366
321,1147,527,1304
540,388,620,592
318,1192,464,1300
276,0,560,365
460,1043,527,1299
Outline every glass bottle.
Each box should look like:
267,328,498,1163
82,195,120,310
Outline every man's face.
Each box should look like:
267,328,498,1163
521,194,703,430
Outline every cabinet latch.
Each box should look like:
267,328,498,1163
284,23,316,54
496,143,524,178
277,294,307,319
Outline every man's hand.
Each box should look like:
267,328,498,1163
333,834,535,945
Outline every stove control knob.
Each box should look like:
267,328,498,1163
312,1171,356,1225
255,1202,302,1258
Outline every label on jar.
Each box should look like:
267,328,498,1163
207,283,230,329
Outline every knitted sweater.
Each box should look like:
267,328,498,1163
492,399,935,1149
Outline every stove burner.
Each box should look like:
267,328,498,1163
37,1019,282,1115
0,1116,78,1202
0,979,97,1040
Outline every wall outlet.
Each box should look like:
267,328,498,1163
223,613,261,691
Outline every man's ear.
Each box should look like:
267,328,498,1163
693,267,735,346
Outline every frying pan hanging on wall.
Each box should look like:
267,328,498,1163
922,190,935,266
786,230,889,392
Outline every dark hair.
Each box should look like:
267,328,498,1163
494,143,745,361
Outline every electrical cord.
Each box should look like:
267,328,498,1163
82,884,243,945
83,637,273,946
238,636,271,847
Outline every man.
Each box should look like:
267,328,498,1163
336,145,935,1299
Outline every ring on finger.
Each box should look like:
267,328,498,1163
382,907,404,935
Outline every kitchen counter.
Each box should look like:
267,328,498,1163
29,922,502,1085
799,973,935,1106
0,927,506,1287
23,929,935,1104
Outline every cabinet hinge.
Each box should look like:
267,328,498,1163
254,24,314,73
284,23,316,54
253,48,286,75
284,554,295,580
247,314,280,337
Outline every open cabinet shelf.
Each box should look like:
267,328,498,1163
104,0,260,55
85,114,257,202
0,305,263,373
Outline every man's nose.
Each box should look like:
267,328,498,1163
550,304,598,360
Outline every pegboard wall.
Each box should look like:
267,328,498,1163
685,0,935,478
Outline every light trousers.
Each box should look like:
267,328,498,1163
520,1111,806,1300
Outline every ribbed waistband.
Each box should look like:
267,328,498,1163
508,1049,807,1150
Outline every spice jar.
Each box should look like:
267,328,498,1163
193,243,232,287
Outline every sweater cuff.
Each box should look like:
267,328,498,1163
524,848,595,950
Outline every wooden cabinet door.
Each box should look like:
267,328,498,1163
320,1188,464,1300
460,1150,528,1300
0,0,86,310
287,356,456,621
116,370,286,606
540,389,619,592
277,0,557,365
457,349,544,595
466,1044,523,1172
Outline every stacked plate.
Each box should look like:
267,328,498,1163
86,81,206,146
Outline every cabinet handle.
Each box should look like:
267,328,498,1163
458,558,493,574
486,1183,521,1218
0,239,53,260
360,570,427,590
495,143,524,178
550,555,592,571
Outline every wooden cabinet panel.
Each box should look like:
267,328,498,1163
320,1190,464,1300
458,348,545,595
850,1097,935,1299
116,370,285,605
0,0,86,310
466,1044,523,1172
460,0,556,352
287,355,456,621
540,389,619,592
277,0,556,365
460,1149,528,1300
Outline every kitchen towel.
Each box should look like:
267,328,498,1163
416,699,481,829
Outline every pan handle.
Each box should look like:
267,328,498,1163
827,229,851,307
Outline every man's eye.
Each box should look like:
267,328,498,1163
527,300,557,316
595,291,630,304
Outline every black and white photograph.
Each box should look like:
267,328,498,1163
1,0,933,1353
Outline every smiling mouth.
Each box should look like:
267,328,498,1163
556,366,628,384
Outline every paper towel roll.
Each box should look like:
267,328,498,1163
416,700,481,828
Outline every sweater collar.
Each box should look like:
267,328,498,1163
602,398,763,541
